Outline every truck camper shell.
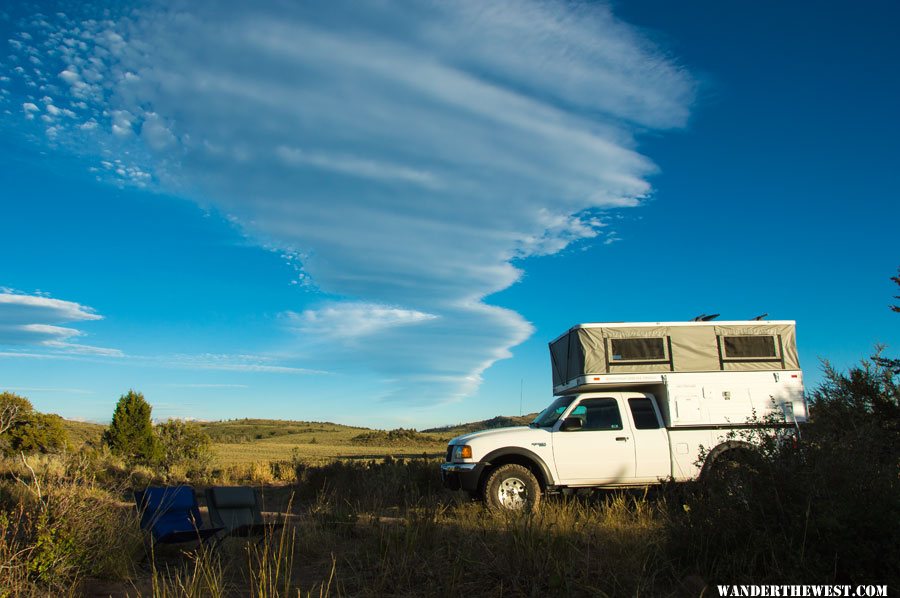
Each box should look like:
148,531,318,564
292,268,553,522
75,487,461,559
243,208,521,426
441,318,809,510
551,321,799,389
549,321,806,426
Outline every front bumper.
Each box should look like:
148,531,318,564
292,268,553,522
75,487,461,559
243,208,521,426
440,462,483,493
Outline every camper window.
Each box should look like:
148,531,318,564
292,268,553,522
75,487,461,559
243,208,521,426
609,337,667,363
721,335,780,360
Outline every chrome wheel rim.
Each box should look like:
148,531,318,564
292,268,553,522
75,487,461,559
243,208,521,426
497,477,528,509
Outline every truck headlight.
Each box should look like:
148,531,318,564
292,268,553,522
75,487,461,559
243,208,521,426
453,445,473,460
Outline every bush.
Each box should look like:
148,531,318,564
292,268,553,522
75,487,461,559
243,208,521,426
5,414,68,455
0,453,143,595
155,419,213,474
350,428,438,445
295,455,448,511
1,393,68,455
667,356,900,585
1,391,33,435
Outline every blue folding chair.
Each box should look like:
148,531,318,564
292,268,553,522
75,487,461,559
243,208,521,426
134,486,223,545
205,486,284,539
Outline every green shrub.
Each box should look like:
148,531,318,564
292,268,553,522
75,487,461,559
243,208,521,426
1,392,68,455
0,453,143,595
1,391,34,435
5,412,68,455
350,428,437,445
295,455,448,511
667,356,900,585
155,419,213,474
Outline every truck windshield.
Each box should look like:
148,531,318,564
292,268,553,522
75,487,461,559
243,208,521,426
531,396,576,428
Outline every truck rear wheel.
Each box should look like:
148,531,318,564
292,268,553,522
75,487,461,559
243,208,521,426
702,448,760,506
484,464,541,512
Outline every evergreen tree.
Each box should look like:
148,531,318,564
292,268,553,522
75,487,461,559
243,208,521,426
891,267,900,313
875,267,900,374
103,390,160,465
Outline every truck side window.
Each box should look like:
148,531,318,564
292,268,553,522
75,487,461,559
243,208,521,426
628,397,661,430
578,398,622,431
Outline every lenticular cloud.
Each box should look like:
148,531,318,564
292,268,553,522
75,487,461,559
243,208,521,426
2,0,693,401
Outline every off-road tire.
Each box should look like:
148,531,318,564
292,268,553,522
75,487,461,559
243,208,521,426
483,464,541,512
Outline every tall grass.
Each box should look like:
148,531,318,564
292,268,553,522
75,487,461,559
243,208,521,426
0,452,143,597
150,546,225,598
3,354,898,595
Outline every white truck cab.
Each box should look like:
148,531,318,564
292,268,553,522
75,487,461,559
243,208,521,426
441,320,806,511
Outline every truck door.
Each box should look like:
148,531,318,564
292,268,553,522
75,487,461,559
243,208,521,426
626,395,671,482
551,395,636,484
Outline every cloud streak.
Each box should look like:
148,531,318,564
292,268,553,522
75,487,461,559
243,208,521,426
0,292,121,355
3,0,693,402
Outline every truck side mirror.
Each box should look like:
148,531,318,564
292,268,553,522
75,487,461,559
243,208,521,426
560,417,583,431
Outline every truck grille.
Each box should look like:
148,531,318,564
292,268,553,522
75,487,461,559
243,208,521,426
445,445,453,462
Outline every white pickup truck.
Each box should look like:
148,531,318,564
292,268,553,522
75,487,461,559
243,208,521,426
441,320,807,511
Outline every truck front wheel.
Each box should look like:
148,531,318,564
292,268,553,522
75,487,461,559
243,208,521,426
483,464,541,512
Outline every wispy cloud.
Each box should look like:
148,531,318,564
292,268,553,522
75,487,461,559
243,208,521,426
3,387,94,395
288,303,438,341
0,291,311,371
3,0,693,402
0,292,121,355
0,292,101,324
275,146,441,189
42,341,124,357
0,351,79,360
153,353,326,375
163,383,250,389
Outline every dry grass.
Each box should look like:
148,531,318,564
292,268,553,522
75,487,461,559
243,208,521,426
207,422,446,467
0,454,144,597
0,452,680,597
210,438,443,467
7,359,899,597
70,417,449,467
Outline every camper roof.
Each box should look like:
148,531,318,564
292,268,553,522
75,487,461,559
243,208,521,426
550,320,796,344
549,320,800,390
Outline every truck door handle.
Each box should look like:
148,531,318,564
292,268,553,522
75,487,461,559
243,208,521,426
615,436,628,442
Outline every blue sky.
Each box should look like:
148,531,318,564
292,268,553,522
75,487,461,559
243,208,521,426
0,0,897,429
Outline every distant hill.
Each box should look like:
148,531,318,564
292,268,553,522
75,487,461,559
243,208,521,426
60,419,105,447
56,414,538,449
351,428,446,445
197,418,369,444
422,414,538,437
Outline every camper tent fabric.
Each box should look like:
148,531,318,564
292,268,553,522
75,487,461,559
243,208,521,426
551,322,799,387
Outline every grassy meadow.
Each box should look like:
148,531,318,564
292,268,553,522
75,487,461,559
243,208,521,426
62,418,450,467
5,359,898,597
201,420,448,466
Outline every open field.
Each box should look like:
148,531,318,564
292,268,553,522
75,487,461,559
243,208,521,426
60,419,105,448
203,419,449,466
64,417,463,466
15,360,900,596
210,436,446,466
